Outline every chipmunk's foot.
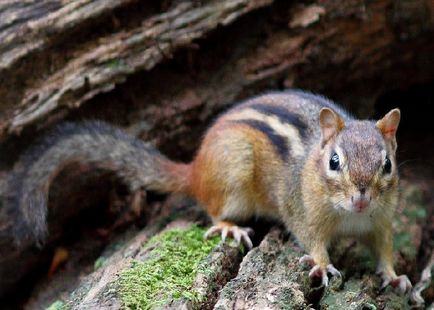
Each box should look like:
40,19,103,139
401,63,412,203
299,255,341,287
205,222,254,249
379,273,412,294
299,254,315,266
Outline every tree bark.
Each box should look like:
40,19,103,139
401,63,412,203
0,0,272,138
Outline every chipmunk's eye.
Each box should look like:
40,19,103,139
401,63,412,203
383,156,392,174
329,152,340,171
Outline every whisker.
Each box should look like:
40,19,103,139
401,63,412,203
332,197,348,210
398,159,419,168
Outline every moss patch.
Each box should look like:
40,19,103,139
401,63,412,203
46,300,65,310
118,225,219,309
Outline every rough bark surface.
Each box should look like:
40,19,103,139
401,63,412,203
0,0,433,308
0,0,272,138
214,229,311,310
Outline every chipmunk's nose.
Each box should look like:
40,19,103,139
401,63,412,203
351,188,371,212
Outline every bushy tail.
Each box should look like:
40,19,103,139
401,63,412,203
5,121,191,245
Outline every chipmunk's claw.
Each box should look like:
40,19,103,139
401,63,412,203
300,255,341,287
299,254,315,267
326,264,342,278
205,224,254,249
308,265,329,286
380,273,412,295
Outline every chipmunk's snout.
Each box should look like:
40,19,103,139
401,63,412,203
351,188,371,212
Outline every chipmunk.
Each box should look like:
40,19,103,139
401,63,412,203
5,90,411,292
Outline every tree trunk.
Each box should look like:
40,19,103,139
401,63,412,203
0,0,433,307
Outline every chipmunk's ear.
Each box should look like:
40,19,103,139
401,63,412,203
319,108,345,144
376,108,400,141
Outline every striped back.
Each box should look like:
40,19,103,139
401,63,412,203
217,90,351,161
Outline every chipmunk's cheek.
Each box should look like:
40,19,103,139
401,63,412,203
330,196,353,212
342,201,355,212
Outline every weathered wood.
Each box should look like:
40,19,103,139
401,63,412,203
214,229,311,309
0,0,138,132
0,0,272,138
0,0,137,69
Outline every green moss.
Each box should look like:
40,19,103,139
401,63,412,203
93,256,107,270
104,58,127,70
46,300,65,310
363,303,377,310
118,225,219,310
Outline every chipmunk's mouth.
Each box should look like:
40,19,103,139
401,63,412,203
333,197,372,213
352,197,371,213
333,189,373,213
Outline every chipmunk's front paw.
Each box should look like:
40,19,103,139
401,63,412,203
204,222,254,249
299,255,341,287
380,273,412,294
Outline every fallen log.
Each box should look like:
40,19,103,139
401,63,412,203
0,0,433,305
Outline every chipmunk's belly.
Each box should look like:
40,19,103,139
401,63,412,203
336,212,373,236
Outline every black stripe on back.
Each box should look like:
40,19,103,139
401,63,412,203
234,119,289,161
249,103,308,138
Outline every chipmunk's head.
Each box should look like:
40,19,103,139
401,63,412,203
318,108,400,213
